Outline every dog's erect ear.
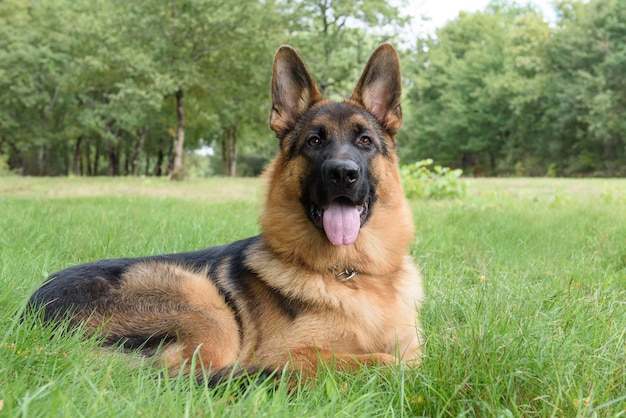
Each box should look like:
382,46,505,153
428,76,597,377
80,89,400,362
270,46,323,140
351,44,402,136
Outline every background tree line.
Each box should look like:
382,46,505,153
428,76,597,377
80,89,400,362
402,0,626,176
1,0,625,178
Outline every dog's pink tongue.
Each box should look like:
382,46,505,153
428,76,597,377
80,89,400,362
323,201,361,246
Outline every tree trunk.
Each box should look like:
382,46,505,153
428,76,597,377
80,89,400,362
108,146,118,176
117,143,123,176
85,140,92,176
93,139,100,175
37,145,46,176
170,88,185,180
123,146,130,175
131,129,145,176
63,147,70,176
107,140,121,176
221,127,228,176
229,125,237,176
144,149,150,177
167,141,174,175
221,125,238,177
72,136,83,176
37,106,47,175
155,148,164,176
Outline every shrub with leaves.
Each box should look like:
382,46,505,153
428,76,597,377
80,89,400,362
401,159,466,199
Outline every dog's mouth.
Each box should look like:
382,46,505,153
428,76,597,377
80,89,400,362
310,197,370,246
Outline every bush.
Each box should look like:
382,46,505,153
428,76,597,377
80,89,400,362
401,159,466,199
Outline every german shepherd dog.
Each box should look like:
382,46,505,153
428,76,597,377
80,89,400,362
27,44,424,381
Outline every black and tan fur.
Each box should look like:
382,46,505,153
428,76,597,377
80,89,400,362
27,44,424,380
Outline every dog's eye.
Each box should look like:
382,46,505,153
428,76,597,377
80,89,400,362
308,135,322,147
358,136,373,146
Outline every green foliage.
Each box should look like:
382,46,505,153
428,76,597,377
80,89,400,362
0,0,408,177
401,159,466,199
282,0,408,99
402,0,626,177
3,0,626,178
1,177,625,416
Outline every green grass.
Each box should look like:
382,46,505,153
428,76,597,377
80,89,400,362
1,176,625,417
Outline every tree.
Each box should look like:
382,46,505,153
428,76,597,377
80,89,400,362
122,0,283,178
201,1,283,176
496,11,553,175
1,0,416,177
402,2,557,175
403,9,513,173
63,0,165,176
403,0,626,176
282,0,408,98
543,0,626,175
0,0,74,175
120,0,227,179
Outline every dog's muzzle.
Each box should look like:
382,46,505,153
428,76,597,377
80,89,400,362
307,158,371,246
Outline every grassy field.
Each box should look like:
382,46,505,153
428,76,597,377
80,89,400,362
1,176,625,417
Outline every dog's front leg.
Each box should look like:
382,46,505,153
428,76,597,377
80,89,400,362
288,347,397,377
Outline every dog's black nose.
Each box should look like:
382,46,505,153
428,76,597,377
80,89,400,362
324,159,360,187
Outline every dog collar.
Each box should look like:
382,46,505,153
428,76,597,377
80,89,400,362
332,265,357,282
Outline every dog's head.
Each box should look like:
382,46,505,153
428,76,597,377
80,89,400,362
261,44,412,274
268,44,403,247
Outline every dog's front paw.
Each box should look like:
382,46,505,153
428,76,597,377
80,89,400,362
350,352,397,367
370,352,397,366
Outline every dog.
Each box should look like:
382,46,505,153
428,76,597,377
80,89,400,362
26,44,424,382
